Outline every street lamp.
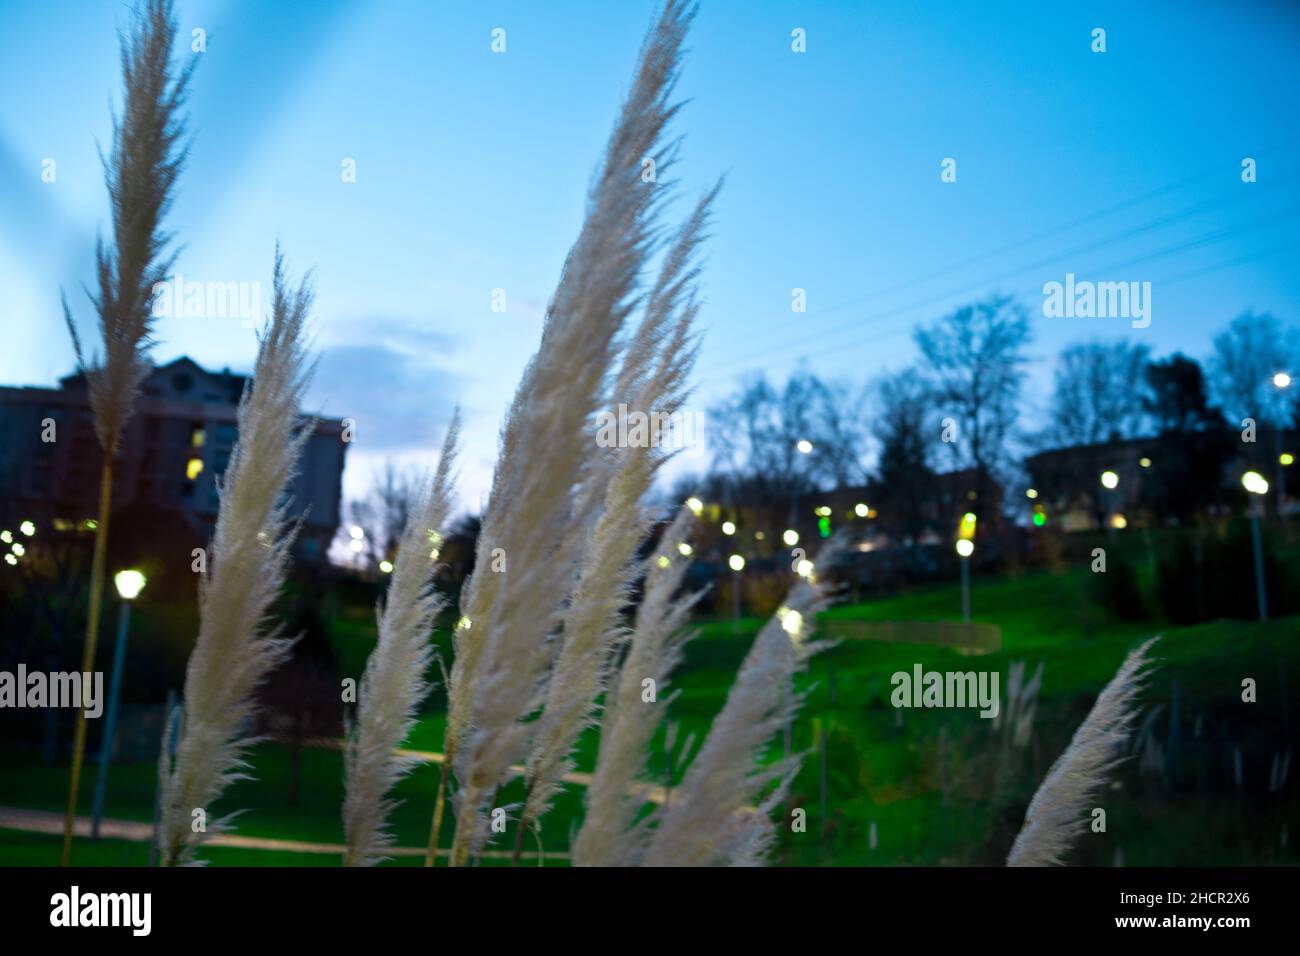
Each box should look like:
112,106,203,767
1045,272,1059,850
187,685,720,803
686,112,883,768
91,569,147,838
796,439,813,455
955,539,974,622
1099,470,1120,531
728,554,746,635
1272,373,1291,513
1242,472,1269,621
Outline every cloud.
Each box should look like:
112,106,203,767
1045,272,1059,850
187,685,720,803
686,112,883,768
307,339,465,451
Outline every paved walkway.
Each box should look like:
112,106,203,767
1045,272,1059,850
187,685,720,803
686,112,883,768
0,806,570,861
290,736,671,805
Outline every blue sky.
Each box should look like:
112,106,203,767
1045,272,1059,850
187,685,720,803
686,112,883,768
3,0,1298,511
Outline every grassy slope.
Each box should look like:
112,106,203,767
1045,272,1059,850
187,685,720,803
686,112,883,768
4,566,1296,866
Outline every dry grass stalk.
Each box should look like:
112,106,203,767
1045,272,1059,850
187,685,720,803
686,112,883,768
1006,637,1159,866
518,188,715,845
59,0,192,867
640,561,838,866
343,414,460,866
158,252,314,866
572,508,703,866
443,0,695,866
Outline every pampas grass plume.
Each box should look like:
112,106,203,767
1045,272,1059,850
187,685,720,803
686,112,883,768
1006,637,1159,866
159,251,314,866
343,413,460,866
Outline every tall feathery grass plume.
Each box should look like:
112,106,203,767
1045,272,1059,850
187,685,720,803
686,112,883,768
158,252,315,866
1006,637,1160,867
641,555,840,867
59,0,193,866
572,508,703,866
514,188,717,861
343,414,461,866
438,0,696,867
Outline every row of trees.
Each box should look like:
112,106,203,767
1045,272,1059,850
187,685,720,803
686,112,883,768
687,298,1297,542
345,297,1298,570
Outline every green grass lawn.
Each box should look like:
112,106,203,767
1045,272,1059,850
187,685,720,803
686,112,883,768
4,565,1296,866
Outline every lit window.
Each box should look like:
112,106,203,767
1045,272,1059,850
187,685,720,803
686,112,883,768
186,457,205,480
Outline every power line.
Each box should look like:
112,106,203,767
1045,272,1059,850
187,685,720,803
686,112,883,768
701,191,1299,378
703,229,1300,379
697,145,1299,377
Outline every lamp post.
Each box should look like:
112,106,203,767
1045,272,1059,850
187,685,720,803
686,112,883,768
1274,372,1291,518
1099,470,1119,532
1242,472,1269,621
728,553,745,635
90,569,146,838
955,538,974,622
789,438,813,532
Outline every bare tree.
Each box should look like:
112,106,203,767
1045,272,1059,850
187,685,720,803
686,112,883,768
1208,311,1299,427
871,368,937,544
915,294,1032,521
1047,339,1151,447
347,460,421,569
708,369,867,510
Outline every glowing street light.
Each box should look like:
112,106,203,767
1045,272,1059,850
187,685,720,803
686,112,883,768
779,607,804,638
722,520,736,535
782,528,800,547
685,496,704,516
379,560,394,574
796,439,813,454
19,520,35,537
92,570,148,838
1100,470,1119,490
677,542,693,556
113,569,146,601
1274,372,1292,389
1025,488,1038,500
728,554,746,572
1242,471,1269,496
795,558,814,578
854,502,869,518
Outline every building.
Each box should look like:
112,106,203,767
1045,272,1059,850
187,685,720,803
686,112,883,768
0,357,347,563
1024,429,1298,530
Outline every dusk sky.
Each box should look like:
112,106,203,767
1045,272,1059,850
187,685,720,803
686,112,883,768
3,0,1298,513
